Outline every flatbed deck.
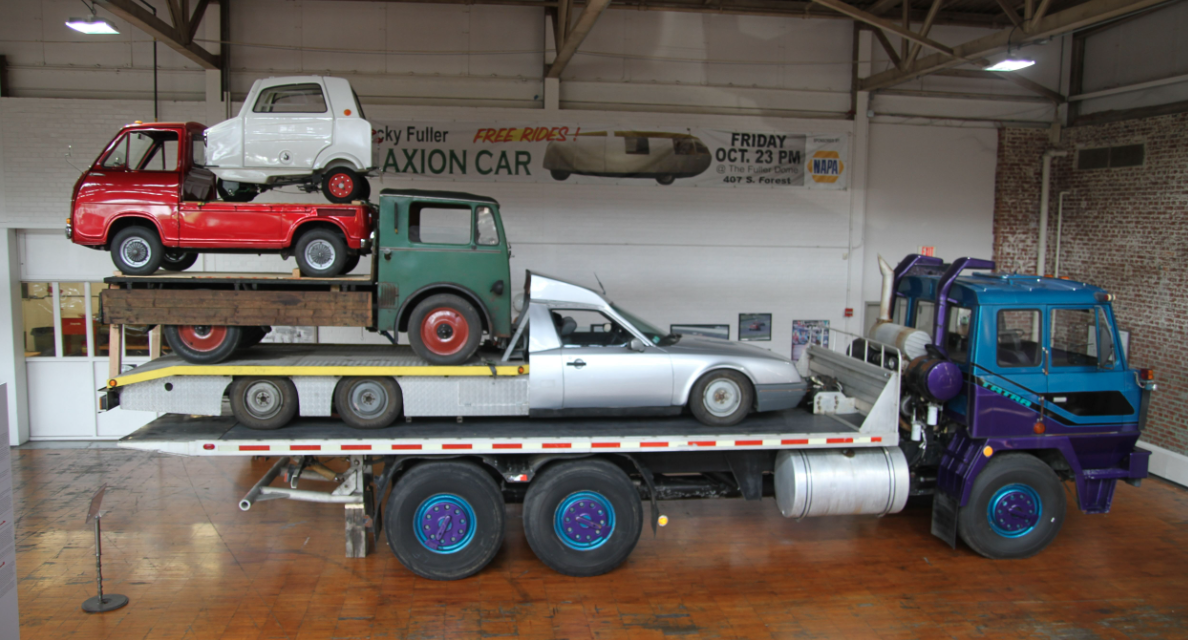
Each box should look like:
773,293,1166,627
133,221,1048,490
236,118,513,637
105,271,373,286
118,409,888,457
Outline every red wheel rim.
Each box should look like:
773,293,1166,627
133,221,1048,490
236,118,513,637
327,172,355,199
420,308,470,356
177,325,229,352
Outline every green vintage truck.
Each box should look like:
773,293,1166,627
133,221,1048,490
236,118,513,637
100,189,515,365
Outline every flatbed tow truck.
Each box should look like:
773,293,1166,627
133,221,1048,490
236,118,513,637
103,248,1155,580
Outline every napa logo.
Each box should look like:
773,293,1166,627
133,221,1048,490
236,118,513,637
808,150,844,184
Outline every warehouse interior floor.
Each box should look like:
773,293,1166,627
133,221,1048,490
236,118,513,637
9,446,1188,639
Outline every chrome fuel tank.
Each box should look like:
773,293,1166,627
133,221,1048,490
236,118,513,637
774,447,910,519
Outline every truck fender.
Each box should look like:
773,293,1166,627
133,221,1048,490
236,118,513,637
314,151,367,173
674,364,758,409
396,283,494,336
284,218,353,249
104,214,170,247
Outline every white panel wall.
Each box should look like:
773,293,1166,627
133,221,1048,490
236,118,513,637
1078,1,1188,116
862,123,997,306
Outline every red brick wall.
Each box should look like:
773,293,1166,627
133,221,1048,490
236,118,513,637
994,113,1188,455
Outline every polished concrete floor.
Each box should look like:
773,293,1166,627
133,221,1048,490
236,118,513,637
8,447,1188,639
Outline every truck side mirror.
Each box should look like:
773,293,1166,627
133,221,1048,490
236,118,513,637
629,338,646,352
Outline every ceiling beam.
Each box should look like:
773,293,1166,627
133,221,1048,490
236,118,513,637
905,0,944,65
187,0,211,43
1028,0,1053,29
95,0,220,69
870,26,902,67
935,68,1065,102
810,0,957,57
546,0,612,78
993,0,1025,28
865,0,902,15
859,0,1170,92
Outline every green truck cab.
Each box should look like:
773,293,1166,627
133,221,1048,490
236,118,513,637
375,189,514,364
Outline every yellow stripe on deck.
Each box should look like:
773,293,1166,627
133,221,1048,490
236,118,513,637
109,364,529,387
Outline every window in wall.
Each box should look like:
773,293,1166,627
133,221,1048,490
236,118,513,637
90,282,111,357
409,205,470,245
22,281,158,360
253,83,328,113
1077,143,1145,169
59,282,88,356
997,309,1042,367
945,306,973,363
21,283,55,357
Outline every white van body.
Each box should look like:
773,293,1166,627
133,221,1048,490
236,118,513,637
205,76,376,185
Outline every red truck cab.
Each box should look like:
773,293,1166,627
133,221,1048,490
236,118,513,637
69,121,373,277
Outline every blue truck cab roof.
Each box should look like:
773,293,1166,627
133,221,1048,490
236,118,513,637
900,271,1109,307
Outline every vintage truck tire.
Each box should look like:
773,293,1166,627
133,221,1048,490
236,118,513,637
688,369,753,427
216,179,259,203
294,229,348,277
522,459,643,577
111,226,165,275
161,250,199,272
385,461,505,580
237,326,271,349
229,377,299,430
408,294,482,365
163,324,242,364
322,167,365,203
341,253,361,274
957,453,1066,559
334,377,402,429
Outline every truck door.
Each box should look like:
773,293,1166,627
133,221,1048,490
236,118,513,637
243,81,333,170
967,306,1048,437
552,309,673,409
84,129,182,244
1044,305,1140,428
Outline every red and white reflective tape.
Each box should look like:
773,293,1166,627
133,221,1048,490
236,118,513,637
203,435,887,455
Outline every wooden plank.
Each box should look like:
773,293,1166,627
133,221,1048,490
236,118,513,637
101,290,373,327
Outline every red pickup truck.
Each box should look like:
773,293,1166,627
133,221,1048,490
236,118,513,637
67,122,374,277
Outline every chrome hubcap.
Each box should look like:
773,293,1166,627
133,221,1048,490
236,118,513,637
120,237,151,268
244,380,283,419
704,378,742,417
304,239,336,270
349,381,389,418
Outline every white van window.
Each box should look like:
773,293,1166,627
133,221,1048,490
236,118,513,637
624,137,650,155
253,83,328,113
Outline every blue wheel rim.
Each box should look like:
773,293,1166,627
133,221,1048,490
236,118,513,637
987,483,1042,538
414,493,476,554
554,491,615,551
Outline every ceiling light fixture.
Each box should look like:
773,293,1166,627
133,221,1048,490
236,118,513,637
65,15,120,34
986,58,1036,72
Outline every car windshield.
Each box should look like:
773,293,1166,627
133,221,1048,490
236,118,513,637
612,305,679,346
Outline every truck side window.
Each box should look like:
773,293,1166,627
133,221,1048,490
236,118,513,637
945,306,972,363
997,309,1042,367
191,135,206,168
475,206,498,246
1051,308,1100,367
554,310,631,348
915,300,935,336
101,135,129,169
408,205,470,245
103,131,178,171
1097,307,1116,367
253,83,328,113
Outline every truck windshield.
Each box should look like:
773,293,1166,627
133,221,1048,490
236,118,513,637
612,305,678,346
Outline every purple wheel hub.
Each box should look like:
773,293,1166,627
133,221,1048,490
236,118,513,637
414,493,476,554
987,483,1042,538
554,491,615,551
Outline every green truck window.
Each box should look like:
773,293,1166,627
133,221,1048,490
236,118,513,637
409,205,471,245
476,206,498,246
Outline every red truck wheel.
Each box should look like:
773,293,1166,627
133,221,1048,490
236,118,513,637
322,168,366,203
408,294,482,365
163,325,242,364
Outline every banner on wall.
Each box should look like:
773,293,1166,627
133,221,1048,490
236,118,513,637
372,122,848,190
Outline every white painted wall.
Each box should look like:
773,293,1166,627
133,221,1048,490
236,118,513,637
862,123,998,306
1078,0,1188,116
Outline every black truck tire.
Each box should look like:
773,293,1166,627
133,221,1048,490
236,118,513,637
522,459,643,577
334,377,402,429
294,228,348,277
163,324,242,364
957,453,1066,559
384,461,505,580
688,369,753,427
407,294,482,365
110,225,164,275
229,376,299,430
161,250,199,272
341,253,361,274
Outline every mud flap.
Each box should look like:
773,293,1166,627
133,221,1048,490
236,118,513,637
931,491,958,549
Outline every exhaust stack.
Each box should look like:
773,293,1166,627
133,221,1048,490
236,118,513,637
877,255,895,322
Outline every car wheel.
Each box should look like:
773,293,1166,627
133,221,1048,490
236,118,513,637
335,377,402,429
216,179,259,203
358,178,372,202
163,324,242,364
407,293,482,365
689,369,753,426
655,175,675,186
385,461,505,580
110,226,164,275
550,170,570,181
522,459,643,577
229,376,299,430
295,228,348,277
341,253,361,274
161,250,199,272
957,453,1066,559
322,167,364,203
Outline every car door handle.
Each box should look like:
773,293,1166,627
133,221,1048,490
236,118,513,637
567,359,586,369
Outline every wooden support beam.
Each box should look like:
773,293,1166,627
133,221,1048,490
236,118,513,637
811,0,956,57
870,26,902,67
546,0,612,78
1029,0,1053,30
994,0,1025,28
933,67,1065,103
859,0,1169,91
95,0,220,69
900,0,909,62
187,0,211,43
905,0,944,65
865,0,902,15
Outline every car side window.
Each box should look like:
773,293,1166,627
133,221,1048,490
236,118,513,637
997,309,1042,367
253,83,328,113
408,205,471,245
475,206,498,246
553,310,631,348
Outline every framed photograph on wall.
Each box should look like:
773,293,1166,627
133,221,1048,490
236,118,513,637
670,324,730,340
738,313,772,342
792,320,830,361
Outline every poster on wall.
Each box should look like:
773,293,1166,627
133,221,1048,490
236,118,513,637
792,320,830,361
738,314,772,342
0,388,19,640
373,123,847,190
